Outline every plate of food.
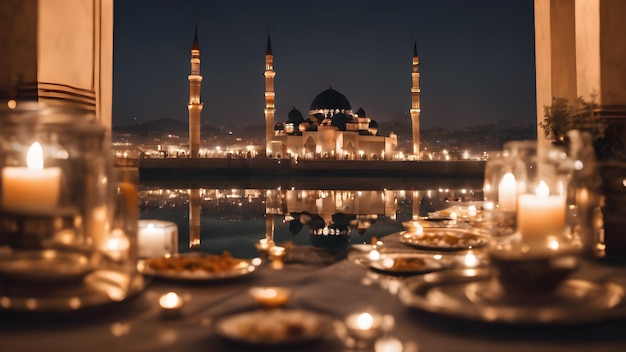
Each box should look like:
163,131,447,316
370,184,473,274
138,251,256,281
214,308,331,346
368,253,448,276
399,228,487,251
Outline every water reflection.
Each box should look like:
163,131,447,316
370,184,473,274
138,180,483,258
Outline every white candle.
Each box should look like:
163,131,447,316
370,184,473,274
1,142,61,214
497,172,517,212
137,220,178,258
517,181,566,239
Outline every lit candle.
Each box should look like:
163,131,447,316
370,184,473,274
269,245,286,269
137,220,178,258
159,291,183,318
497,172,517,212
517,181,566,239
345,311,383,341
255,238,275,254
104,228,130,261
249,287,292,308
1,142,61,214
464,250,478,267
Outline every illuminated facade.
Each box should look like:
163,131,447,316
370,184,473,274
266,39,403,160
264,36,277,157
188,26,203,157
410,39,421,158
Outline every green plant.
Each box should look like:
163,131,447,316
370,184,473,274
540,96,626,161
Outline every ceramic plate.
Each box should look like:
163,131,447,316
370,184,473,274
368,253,448,276
398,268,626,324
0,249,95,284
214,308,331,346
138,253,256,281
399,228,487,251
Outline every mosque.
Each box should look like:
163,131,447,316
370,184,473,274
187,30,422,160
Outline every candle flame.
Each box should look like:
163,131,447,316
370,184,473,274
535,181,550,197
159,292,182,309
356,312,374,329
464,251,478,267
27,142,44,170
368,249,380,260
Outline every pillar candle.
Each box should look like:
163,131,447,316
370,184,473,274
497,172,517,212
1,142,61,214
137,220,178,258
517,181,566,239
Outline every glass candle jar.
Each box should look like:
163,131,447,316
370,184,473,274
487,141,581,294
0,103,123,284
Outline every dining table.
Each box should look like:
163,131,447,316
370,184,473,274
2,231,626,352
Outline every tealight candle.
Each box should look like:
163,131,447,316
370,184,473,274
269,245,286,269
1,142,61,213
256,238,274,253
345,311,383,342
159,291,183,318
249,287,292,308
517,181,566,239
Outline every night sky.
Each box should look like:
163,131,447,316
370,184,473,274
112,0,536,130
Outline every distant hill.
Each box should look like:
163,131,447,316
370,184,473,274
113,119,537,153
113,118,188,135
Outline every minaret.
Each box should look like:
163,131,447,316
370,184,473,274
264,35,276,157
410,38,421,158
188,25,203,157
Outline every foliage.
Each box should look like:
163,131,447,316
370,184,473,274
540,96,626,161
539,96,594,142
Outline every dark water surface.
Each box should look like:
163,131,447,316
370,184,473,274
138,176,484,258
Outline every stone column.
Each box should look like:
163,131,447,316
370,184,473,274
534,0,578,144
535,0,626,259
0,0,113,128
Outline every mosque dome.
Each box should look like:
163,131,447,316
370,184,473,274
331,112,349,130
287,106,304,124
310,88,352,111
356,108,366,117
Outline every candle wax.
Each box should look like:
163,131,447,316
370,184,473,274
2,166,61,213
517,194,566,238
497,172,517,212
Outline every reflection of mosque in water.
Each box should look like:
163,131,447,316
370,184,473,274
139,187,481,249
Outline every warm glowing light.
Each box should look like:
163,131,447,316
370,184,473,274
355,312,374,330
368,249,380,261
574,160,584,170
249,287,291,308
27,142,44,170
269,245,285,257
464,251,478,267
498,172,517,211
468,205,477,217
7,99,16,109
535,181,550,197
159,292,182,310
547,236,560,251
